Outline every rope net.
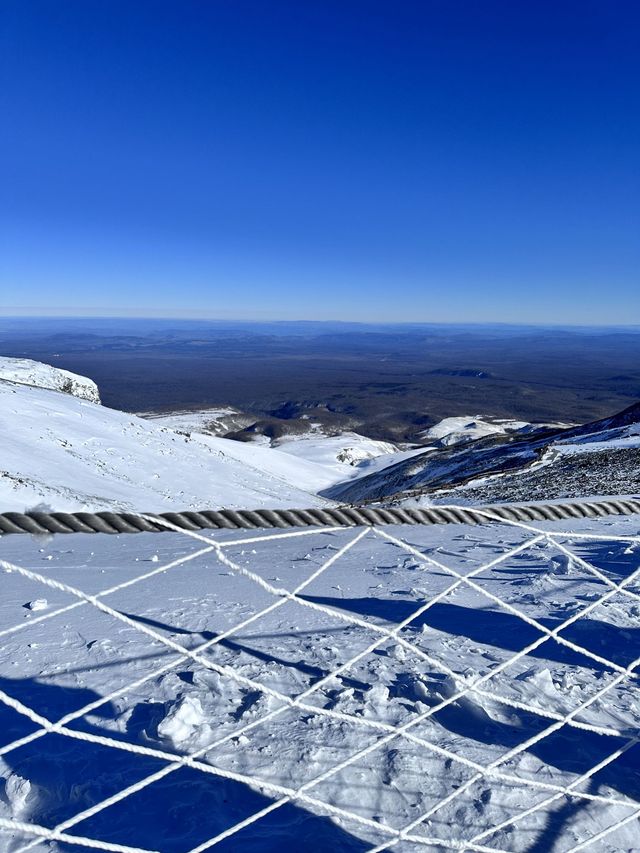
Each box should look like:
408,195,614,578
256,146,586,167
0,506,639,852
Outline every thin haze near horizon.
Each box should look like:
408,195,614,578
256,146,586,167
1,1,639,324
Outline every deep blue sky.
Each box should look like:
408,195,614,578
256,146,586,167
1,1,638,322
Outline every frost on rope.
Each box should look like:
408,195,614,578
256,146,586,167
0,512,639,852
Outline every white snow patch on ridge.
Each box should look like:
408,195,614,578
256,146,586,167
0,356,100,403
274,431,397,466
142,407,253,436
420,415,571,446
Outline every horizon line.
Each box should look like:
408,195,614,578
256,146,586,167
1,313,640,331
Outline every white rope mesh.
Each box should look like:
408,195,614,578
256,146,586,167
1,509,639,852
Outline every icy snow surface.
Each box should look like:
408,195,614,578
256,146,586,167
1,512,639,851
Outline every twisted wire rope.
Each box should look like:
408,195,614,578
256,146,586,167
1,496,640,536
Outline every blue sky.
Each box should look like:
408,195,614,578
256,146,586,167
1,1,638,323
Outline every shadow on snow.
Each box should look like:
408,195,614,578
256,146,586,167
0,675,370,852
301,593,640,850
3,564,640,852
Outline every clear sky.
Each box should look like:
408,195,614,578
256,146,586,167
1,1,639,323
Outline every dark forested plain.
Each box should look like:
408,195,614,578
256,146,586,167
2,319,640,442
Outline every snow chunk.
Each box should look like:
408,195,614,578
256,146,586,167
24,598,48,611
513,667,571,714
550,554,572,575
4,773,35,816
157,695,211,750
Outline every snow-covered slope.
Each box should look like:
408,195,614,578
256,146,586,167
0,379,337,512
0,360,431,512
273,431,397,465
142,407,254,436
143,411,431,491
2,354,638,513
326,402,640,504
0,357,100,403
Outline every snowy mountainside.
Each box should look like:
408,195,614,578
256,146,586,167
0,356,100,403
0,379,338,512
144,408,430,490
142,407,254,436
419,415,573,447
325,401,640,504
0,359,428,513
144,409,401,462
429,446,640,505
2,354,639,513
273,431,400,464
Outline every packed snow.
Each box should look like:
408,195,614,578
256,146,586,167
1,513,639,851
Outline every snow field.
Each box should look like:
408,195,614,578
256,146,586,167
0,377,426,512
0,513,640,851
0,381,334,512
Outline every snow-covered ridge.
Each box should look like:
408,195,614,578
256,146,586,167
142,407,253,436
273,431,397,464
0,357,100,403
327,401,640,504
420,415,573,447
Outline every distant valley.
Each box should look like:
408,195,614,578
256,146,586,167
1,347,638,513
2,319,640,444
2,319,640,513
